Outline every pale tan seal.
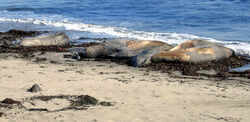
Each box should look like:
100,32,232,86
151,39,233,63
126,40,167,50
20,32,70,47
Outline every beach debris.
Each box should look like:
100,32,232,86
35,57,47,62
23,95,113,112
197,69,218,76
229,64,250,73
0,95,113,117
0,30,41,43
20,32,70,47
229,64,250,78
99,102,113,106
71,95,98,106
28,84,42,92
28,108,48,111
145,54,248,77
152,39,233,63
1,98,21,105
0,98,23,116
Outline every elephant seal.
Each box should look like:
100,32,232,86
115,40,168,58
69,39,168,59
20,32,70,47
126,40,166,50
130,44,174,67
151,39,233,63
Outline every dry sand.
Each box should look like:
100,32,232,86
0,52,249,122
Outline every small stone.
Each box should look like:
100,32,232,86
28,84,42,92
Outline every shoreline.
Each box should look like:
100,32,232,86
1,30,249,78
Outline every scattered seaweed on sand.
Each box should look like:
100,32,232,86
1,98,22,105
144,54,249,78
0,29,249,78
0,95,113,115
0,30,41,42
79,55,249,79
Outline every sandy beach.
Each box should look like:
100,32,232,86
0,52,249,122
1,0,250,121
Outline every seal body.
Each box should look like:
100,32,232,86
20,32,70,47
70,39,234,66
115,40,168,58
130,44,173,67
126,40,166,50
70,39,168,59
152,40,233,63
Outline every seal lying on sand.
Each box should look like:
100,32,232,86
70,39,169,58
69,39,173,66
20,32,70,47
130,45,174,67
151,39,233,63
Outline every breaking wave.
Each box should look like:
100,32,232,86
0,10,249,56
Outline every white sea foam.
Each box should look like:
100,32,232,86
0,10,249,56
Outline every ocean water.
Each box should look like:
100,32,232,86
0,0,250,56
